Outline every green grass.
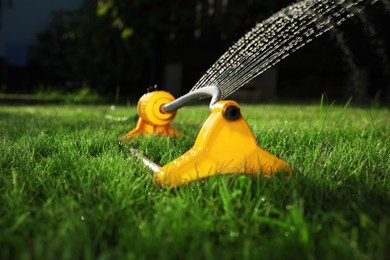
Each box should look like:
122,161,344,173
0,102,389,259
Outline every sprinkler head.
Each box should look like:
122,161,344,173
120,90,179,140
223,105,241,121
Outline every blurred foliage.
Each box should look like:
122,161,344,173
35,86,101,104
28,0,292,98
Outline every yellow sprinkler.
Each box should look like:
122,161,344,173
120,90,179,139
121,86,290,188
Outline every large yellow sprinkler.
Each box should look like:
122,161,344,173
121,86,290,188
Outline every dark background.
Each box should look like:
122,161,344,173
1,0,389,103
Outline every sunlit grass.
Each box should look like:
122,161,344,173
0,102,389,259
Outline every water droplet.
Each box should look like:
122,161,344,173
230,231,239,238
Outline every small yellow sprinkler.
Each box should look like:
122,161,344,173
120,90,179,139
122,86,290,188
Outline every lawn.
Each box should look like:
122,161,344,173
0,101,389,259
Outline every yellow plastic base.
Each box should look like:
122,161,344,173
155,100,291,187
121,90,179,140
122,117,179,139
